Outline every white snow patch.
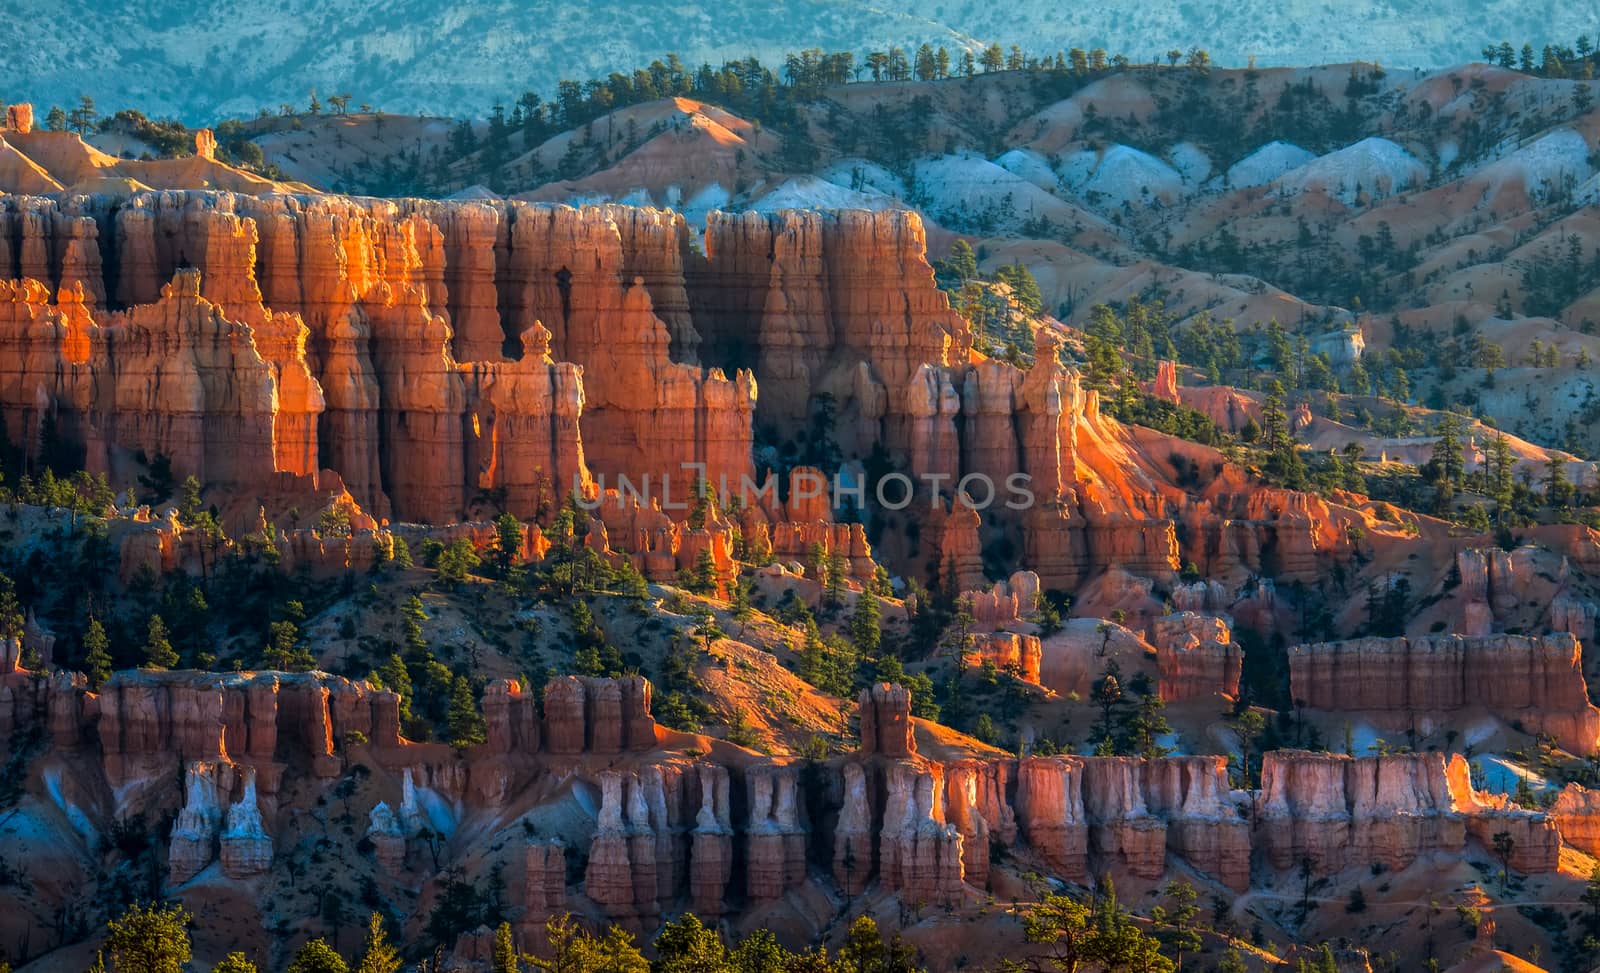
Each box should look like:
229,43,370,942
994,148,1061,191
1217,141,1317,190
913,153,1098,232
751,176,901,212
1053,144,1187,210
1273,137,1426,204
1054,149,1101,190
444,184,500,201
1436,139,1461,171
616,187,657,208
817,158,908,200
413,783,459,836
1167,142,1213,185
1082,145,1187,207
1471,754,1554,795
1473,128,1593,203
43,767,95,844
1461,716,1500,749
677,182,732,238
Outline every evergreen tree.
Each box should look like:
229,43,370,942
105,902,193,973
849,592,881,657
1151,881,1200,971
689,547,719,595
492,513,524,577
446,674,487,748
824,546,848,607
1546,456,1575,508
1488,434,1515,522
1431,414,1464,507
654,913,726,973
390,536,413,570
355,913,403,973
212,954,259,973
83,616,113,689
436,538,481,585
142,614,178,670
615,557,650,600
491,922,519,973
1261,381,1307,489
285,938,348,973
730,577,753,621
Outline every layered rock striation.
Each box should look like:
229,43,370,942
1288,634,1600,753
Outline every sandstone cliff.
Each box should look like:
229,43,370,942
1289,633,1600,753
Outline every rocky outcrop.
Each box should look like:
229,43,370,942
858,683,915,757
1151,360,1179,403
169,761,230,883
877,762,966,907
542,675,657,756
520,840,568,930
483,678,541,754
1550,784,1600,857
968,572,1041,628
462,323,591,517
495,203,755,491
1259,750,1559,875
689,763,733,916
1142,757,1250,891
696,209,969,465
1288,634,1600,753
5,104,34,134
367,801,408,873
1015,755,1252,888
94,670,395,789
584,768,679,922
1152,612,1240,701
964,632,1042,685
833,761,875,896
219,767,272,878
745,764,808,901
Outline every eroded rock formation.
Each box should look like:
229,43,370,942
1289,634,1600,752
1260,750,1560,875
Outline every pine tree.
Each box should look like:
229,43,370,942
401,595,429,660
354,913,402,973
285,938,347,973
1546,456,1575,508
371,653,415,725
1432,414,1464,494
491,921,519,973
849,592,881,657
83,616,113,689
390,536,413,570
689,548,719,595
492,513,523,577
446,674,487,748
730,577,753,621
1488,433,1516,522
143,614,178,670
213,954,260,973
105,902,193,973
824,546,848,607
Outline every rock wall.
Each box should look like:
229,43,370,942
1259,750,1560,874
858,683,915,757
1288,634,1600,753
1015,754,1250,890
541,675,657,755
1151,612,1240,701
0,190,1364,604
964,632,1043,685
4,664,1593,957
